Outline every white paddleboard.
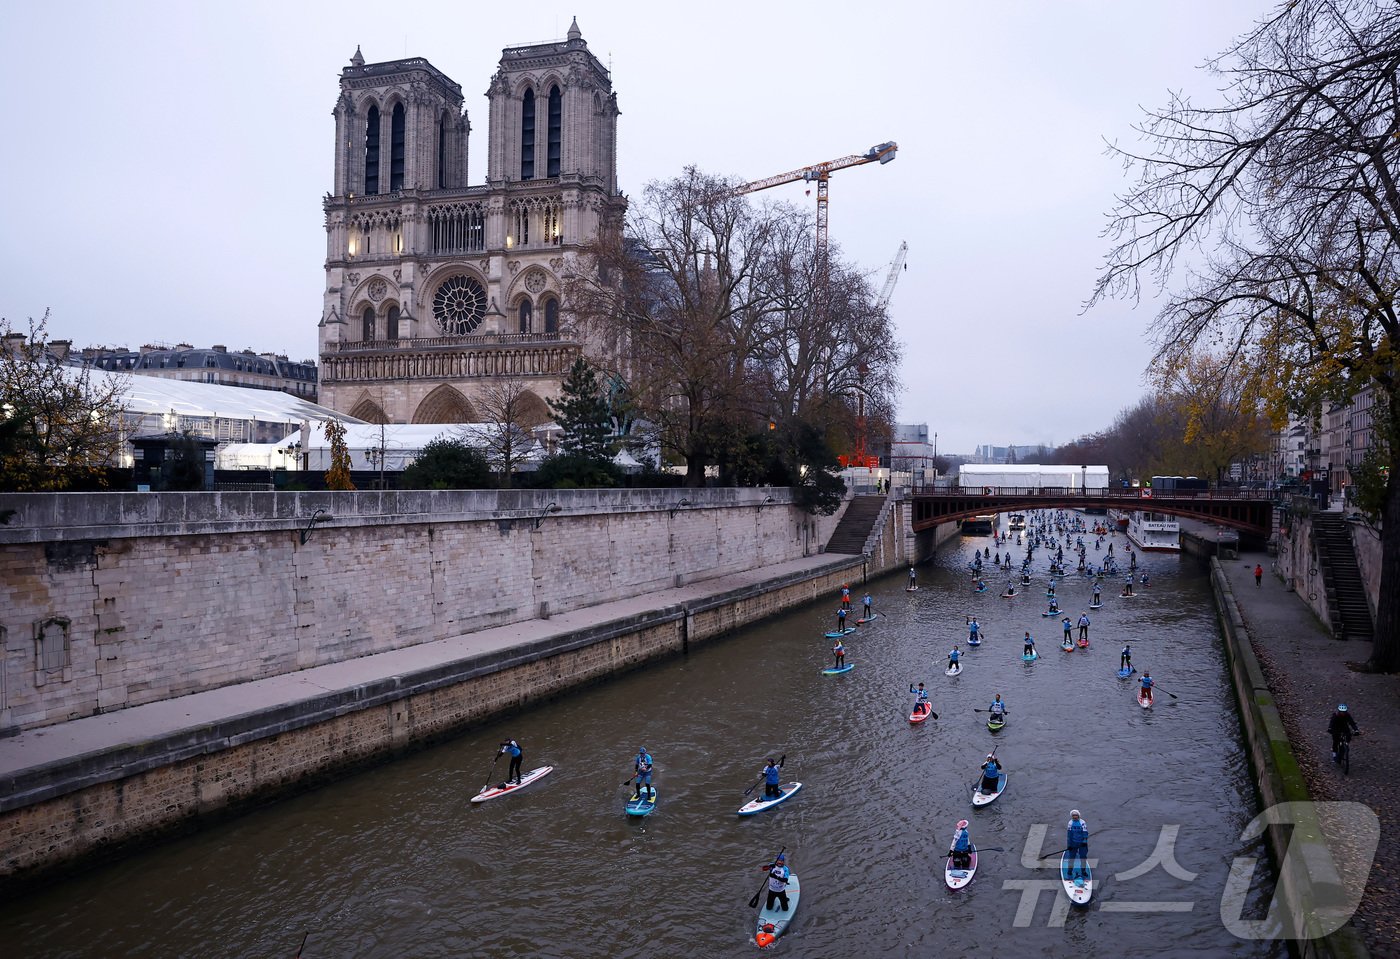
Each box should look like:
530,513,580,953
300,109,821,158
470,765,553,802
737,782,803,816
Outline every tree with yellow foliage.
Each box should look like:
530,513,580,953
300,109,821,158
324,419,355,491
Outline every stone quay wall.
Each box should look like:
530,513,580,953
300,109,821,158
0,555,863,890
0,489,855,735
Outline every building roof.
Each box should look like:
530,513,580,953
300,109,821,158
84,366,357,425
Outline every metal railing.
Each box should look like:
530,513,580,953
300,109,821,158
330,332,568,353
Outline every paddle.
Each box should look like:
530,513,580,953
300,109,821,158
973,707,1009,713
294,933,308,959
743,754,786,797
481,753,501,791
749,846,786,909
1148,683,1180,699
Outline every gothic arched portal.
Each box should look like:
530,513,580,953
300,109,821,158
414,384,477,423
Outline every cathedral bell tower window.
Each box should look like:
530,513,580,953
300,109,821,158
362,306,376,342
390,103,406,191
547,85,562,178
518,300,532,334
521,89,536,181
364,105,381,195
544,297,559,334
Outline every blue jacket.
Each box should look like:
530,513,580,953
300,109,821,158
500,740,521,758
764,764,781,785
1141,675,1154,690
949,649,961,662
953,828,971,853
1068,818,1089,846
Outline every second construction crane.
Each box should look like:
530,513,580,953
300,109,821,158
736,141,898,265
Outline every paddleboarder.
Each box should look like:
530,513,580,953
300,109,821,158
1078,612,1090,641
1062,617,1073,642
1120,643,1132,671
908,566,917,589
862,592,873,619
910,682,932,717
967,617,981,642
835,606,848,631
1140,671,1155,705
832,639,846,669
764,853,792,912
979,753,1002,793
1023,632,1036,656
1092,584,1102,605
633,746,655,800
948,647,962,671
950,821,973,870
1329,704,1360,762
988,694,1007,721
497,738,523,785
841,584,851,610
1122,577,1135,597
1066,810,1090,878
1255,563,1264,587
761,758,783,799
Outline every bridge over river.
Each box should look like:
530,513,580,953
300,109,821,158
911,486,1275,539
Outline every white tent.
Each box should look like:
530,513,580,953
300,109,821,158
218,422,547,472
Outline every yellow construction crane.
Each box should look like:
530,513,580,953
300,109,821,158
736,141,898,264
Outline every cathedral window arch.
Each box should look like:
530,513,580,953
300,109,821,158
543,296,559,334
517,298,533,334
362,305,376,341
389,102,406,191
386,304,401,340
521,88,536,181
437,111,449,189
547,85,562,178
364,104,381,195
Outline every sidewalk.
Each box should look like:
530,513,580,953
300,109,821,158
1222,550,1399,958
0,552,858,806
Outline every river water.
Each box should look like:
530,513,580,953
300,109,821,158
1,513,1282,958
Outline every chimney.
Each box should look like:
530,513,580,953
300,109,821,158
212,344,227,353
1,333,26,358
49,339,71,362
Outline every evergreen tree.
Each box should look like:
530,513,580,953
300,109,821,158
401,438,491,489
549,358,613,462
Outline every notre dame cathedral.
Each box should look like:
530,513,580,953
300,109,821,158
317,18,624,424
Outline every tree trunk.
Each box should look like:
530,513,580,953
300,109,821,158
1367,439,1400,672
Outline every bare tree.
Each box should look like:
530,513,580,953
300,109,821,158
1090,0,1400,668
467,376,549,489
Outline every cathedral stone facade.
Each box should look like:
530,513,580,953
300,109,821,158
318,19,624,425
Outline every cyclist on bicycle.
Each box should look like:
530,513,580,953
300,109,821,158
1329,703,1360,762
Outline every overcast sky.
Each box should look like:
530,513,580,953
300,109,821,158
0,1,1268,454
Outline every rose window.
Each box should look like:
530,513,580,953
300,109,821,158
433,275,487,335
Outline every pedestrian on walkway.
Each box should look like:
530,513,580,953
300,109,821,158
1255,563,1263,587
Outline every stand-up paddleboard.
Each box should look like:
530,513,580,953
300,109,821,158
1000,592,1017,599
906,585,920,592
1120,592,1137,599
972,771,1007,806
1117,666,1136,678
821,662,854,676
945,662,962,676
1089,602,1103,610
1138,689,1153,709
1022,650,1038,662
1077,636,1090,649
973,585,987,593
855,614,880,624
909,701,935,724
1041,610,1062,617
966,635,982,647
738,782,803,816
823,627,856,638
986,714,1006,732
945,822,978,890
625,788,658,817
1061,850,1093,905
1060,639,1074,652
470,765,553,803
754,873,801,948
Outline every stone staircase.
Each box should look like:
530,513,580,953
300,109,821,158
1313,512,1375,641
825,495,887,555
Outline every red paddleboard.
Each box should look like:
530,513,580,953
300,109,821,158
909,702,935,724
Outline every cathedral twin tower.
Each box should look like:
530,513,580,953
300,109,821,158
318,18,624,425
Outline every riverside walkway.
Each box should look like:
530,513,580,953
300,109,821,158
1220,549,1396,958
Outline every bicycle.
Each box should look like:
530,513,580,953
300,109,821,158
1336,730,1358,775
